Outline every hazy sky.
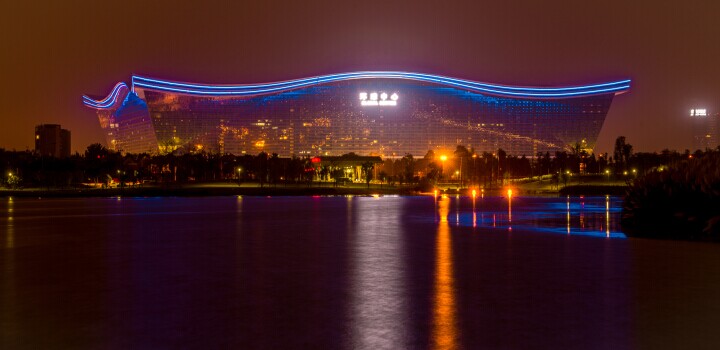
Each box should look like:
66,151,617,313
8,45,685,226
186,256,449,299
1,0,719,153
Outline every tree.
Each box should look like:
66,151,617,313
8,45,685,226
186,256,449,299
255,152,268,187
361,161,374,188
402,154,415,184
614,136,633,171
454,145,470,186
378,171,388,186
84,143,112,185
497,148,507,185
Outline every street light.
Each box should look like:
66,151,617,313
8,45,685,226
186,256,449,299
471,154,478,187
605,169,610,182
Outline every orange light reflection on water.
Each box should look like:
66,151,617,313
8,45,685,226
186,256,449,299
432,197,458,349
508,193,512,231
472,195,477,228
606,195,611,237
6,197,14,249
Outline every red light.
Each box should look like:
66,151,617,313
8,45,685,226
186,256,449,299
311,157,321,163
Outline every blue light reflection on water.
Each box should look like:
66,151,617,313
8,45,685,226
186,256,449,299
426,195,626,239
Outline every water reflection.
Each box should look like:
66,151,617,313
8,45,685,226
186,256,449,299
507,192,512,231
432,196,458,349
3,196,709,348
606,195,611,238
350,197,408,348
2,197,16,343
472,194,477,228
6,196,14,248
455,195,460,227
566,195,571,234
455,196,625,238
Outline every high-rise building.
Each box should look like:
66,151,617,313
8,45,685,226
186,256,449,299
35,124,71,158
83,71,630,157
690,108,719,151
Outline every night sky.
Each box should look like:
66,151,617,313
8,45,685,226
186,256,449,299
1,0,719,153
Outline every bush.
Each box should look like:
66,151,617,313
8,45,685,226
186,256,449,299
621,153,720,241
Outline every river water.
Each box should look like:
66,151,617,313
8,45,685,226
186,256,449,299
1,195,719,349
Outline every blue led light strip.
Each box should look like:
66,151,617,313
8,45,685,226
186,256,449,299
132,78,629,97
84,72,630,109
132,72,630,92
82,83,129,109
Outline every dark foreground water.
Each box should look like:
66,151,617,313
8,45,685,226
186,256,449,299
1,195,720,349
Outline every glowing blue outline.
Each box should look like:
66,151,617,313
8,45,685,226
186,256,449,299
82,83,129,109
83,83,126,104
132,72,630,92
132,79,629,98
84,72,631,109
82,83,124,104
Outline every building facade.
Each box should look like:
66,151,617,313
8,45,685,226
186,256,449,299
35,124,71,158
690,108,719,151
83,72,630,157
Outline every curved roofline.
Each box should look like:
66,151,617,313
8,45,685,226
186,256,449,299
132,71,631,97
83,71,630,109
82,83,129,109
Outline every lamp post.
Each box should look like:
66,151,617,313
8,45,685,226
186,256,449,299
472,154,478,187
605,169,610,182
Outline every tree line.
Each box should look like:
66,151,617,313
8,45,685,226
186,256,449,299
2,137,719,189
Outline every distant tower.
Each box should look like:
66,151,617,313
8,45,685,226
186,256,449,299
35,124,71,158
710,112,719,150
690,108,717,151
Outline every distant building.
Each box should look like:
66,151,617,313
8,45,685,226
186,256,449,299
83,71,630,157
690,108,719,151
35,124,71,158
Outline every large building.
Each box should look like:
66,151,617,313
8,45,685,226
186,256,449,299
690,108,719,151
35,124,71,158
83,72,630,157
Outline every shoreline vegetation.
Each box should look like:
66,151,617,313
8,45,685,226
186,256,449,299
622,152,720,242
0,181,628,198
4,138,720,241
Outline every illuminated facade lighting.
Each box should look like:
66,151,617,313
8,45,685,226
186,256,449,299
360,91,398,106
117,72,630,98
691,108,718,150
690,108,707,117
83,71,630,155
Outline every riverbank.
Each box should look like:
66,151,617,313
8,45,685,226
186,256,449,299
0,184,416,198
0,181,631,198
